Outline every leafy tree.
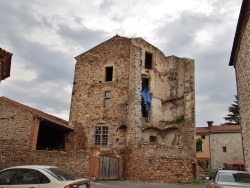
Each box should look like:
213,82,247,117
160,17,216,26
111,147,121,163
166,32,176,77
223,95,240,125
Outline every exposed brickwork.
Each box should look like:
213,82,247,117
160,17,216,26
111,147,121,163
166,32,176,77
28,118,40,150
0,47,12,82
88,156,100,179
69,35,196,183
124,147,194,183
0,35,195,183
0,149,89,178
0,97,89,178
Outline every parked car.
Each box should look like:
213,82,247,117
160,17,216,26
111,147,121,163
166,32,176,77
225,162,245,171
207,169,250,188
0,165,90,188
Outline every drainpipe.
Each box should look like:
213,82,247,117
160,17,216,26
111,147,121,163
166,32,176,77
207,121,213,168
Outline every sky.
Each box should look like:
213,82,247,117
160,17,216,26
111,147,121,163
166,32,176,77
0,0,242,127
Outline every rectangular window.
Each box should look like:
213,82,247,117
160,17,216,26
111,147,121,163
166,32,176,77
104,91,110,108
145,52,152,69
196,138,203,152
105,67,113,82
201,135,205,139
142,78,149,89
150,136,157,143
95,126,109,145
223,146,227,152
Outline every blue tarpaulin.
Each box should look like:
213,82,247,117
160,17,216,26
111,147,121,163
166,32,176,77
141,87,152,117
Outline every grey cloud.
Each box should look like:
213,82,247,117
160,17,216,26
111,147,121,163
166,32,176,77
58,24,109,52
0,78,71,116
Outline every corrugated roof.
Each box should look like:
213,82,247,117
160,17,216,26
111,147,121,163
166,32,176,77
196,125,241,134
0,96,68,128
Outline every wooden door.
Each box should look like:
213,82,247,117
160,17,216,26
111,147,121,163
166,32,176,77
99,156,119,180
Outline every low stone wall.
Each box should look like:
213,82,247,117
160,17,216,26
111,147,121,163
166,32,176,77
0,146,89,178
123,147,195,183
0,142,196,183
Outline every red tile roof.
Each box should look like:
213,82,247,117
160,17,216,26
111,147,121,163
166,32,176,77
0,48,12,81
0,96,70,129
196,125,241,134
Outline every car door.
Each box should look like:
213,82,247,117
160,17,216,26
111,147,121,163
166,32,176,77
0,169,18,188
8,169,39,188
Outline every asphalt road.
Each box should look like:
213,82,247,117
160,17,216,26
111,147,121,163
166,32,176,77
91,181,207,188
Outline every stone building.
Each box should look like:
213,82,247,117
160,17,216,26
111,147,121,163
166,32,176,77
0,47,12,83
68,35,195,183
229,0,250,172
0,96,89,177
196,122,243,169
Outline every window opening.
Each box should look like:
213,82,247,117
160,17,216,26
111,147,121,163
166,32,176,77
196,138,203,152
201,135,205,139
104,91,111,108
105,67,113,82
145,52,152,69
142,78,149,89
223,146,227,152
95,126,109,145
36,122,66,151
150,136,157,143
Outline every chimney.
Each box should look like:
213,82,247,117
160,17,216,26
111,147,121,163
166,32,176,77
207,121,213,129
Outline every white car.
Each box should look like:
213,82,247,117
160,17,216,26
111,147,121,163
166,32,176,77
0,165,90,188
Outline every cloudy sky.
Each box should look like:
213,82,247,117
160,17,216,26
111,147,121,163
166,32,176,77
0,0,242,127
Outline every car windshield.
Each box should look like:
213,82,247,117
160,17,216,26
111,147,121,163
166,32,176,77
218,172,250,183
43,168,81,181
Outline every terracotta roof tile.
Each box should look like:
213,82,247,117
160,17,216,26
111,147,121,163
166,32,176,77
0,96,68,128
196,125,241,134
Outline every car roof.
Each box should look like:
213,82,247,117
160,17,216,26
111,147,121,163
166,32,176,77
217,170,249,173
3,165,57,170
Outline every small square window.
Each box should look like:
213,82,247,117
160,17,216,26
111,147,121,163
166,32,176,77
201,135,205,139
223,146,227,152
150,136,157,143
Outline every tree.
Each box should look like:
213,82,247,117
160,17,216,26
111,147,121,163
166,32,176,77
223,95,240,125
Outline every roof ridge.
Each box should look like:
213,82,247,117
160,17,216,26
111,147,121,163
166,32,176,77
0,96,68,126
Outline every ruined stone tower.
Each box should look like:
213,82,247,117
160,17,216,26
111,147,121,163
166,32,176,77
68,35,195,183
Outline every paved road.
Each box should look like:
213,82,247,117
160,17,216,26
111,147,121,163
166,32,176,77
91,180,207,188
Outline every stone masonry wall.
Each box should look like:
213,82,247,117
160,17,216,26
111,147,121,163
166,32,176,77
235,16,250,172
0,99,34,149
68,36,132,151
0,147,89,178
124,145,194,183
67,35,196,182
131,38,196,157
0,99,89,178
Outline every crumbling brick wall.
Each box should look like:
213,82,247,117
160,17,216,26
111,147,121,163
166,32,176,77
68,35,196,183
